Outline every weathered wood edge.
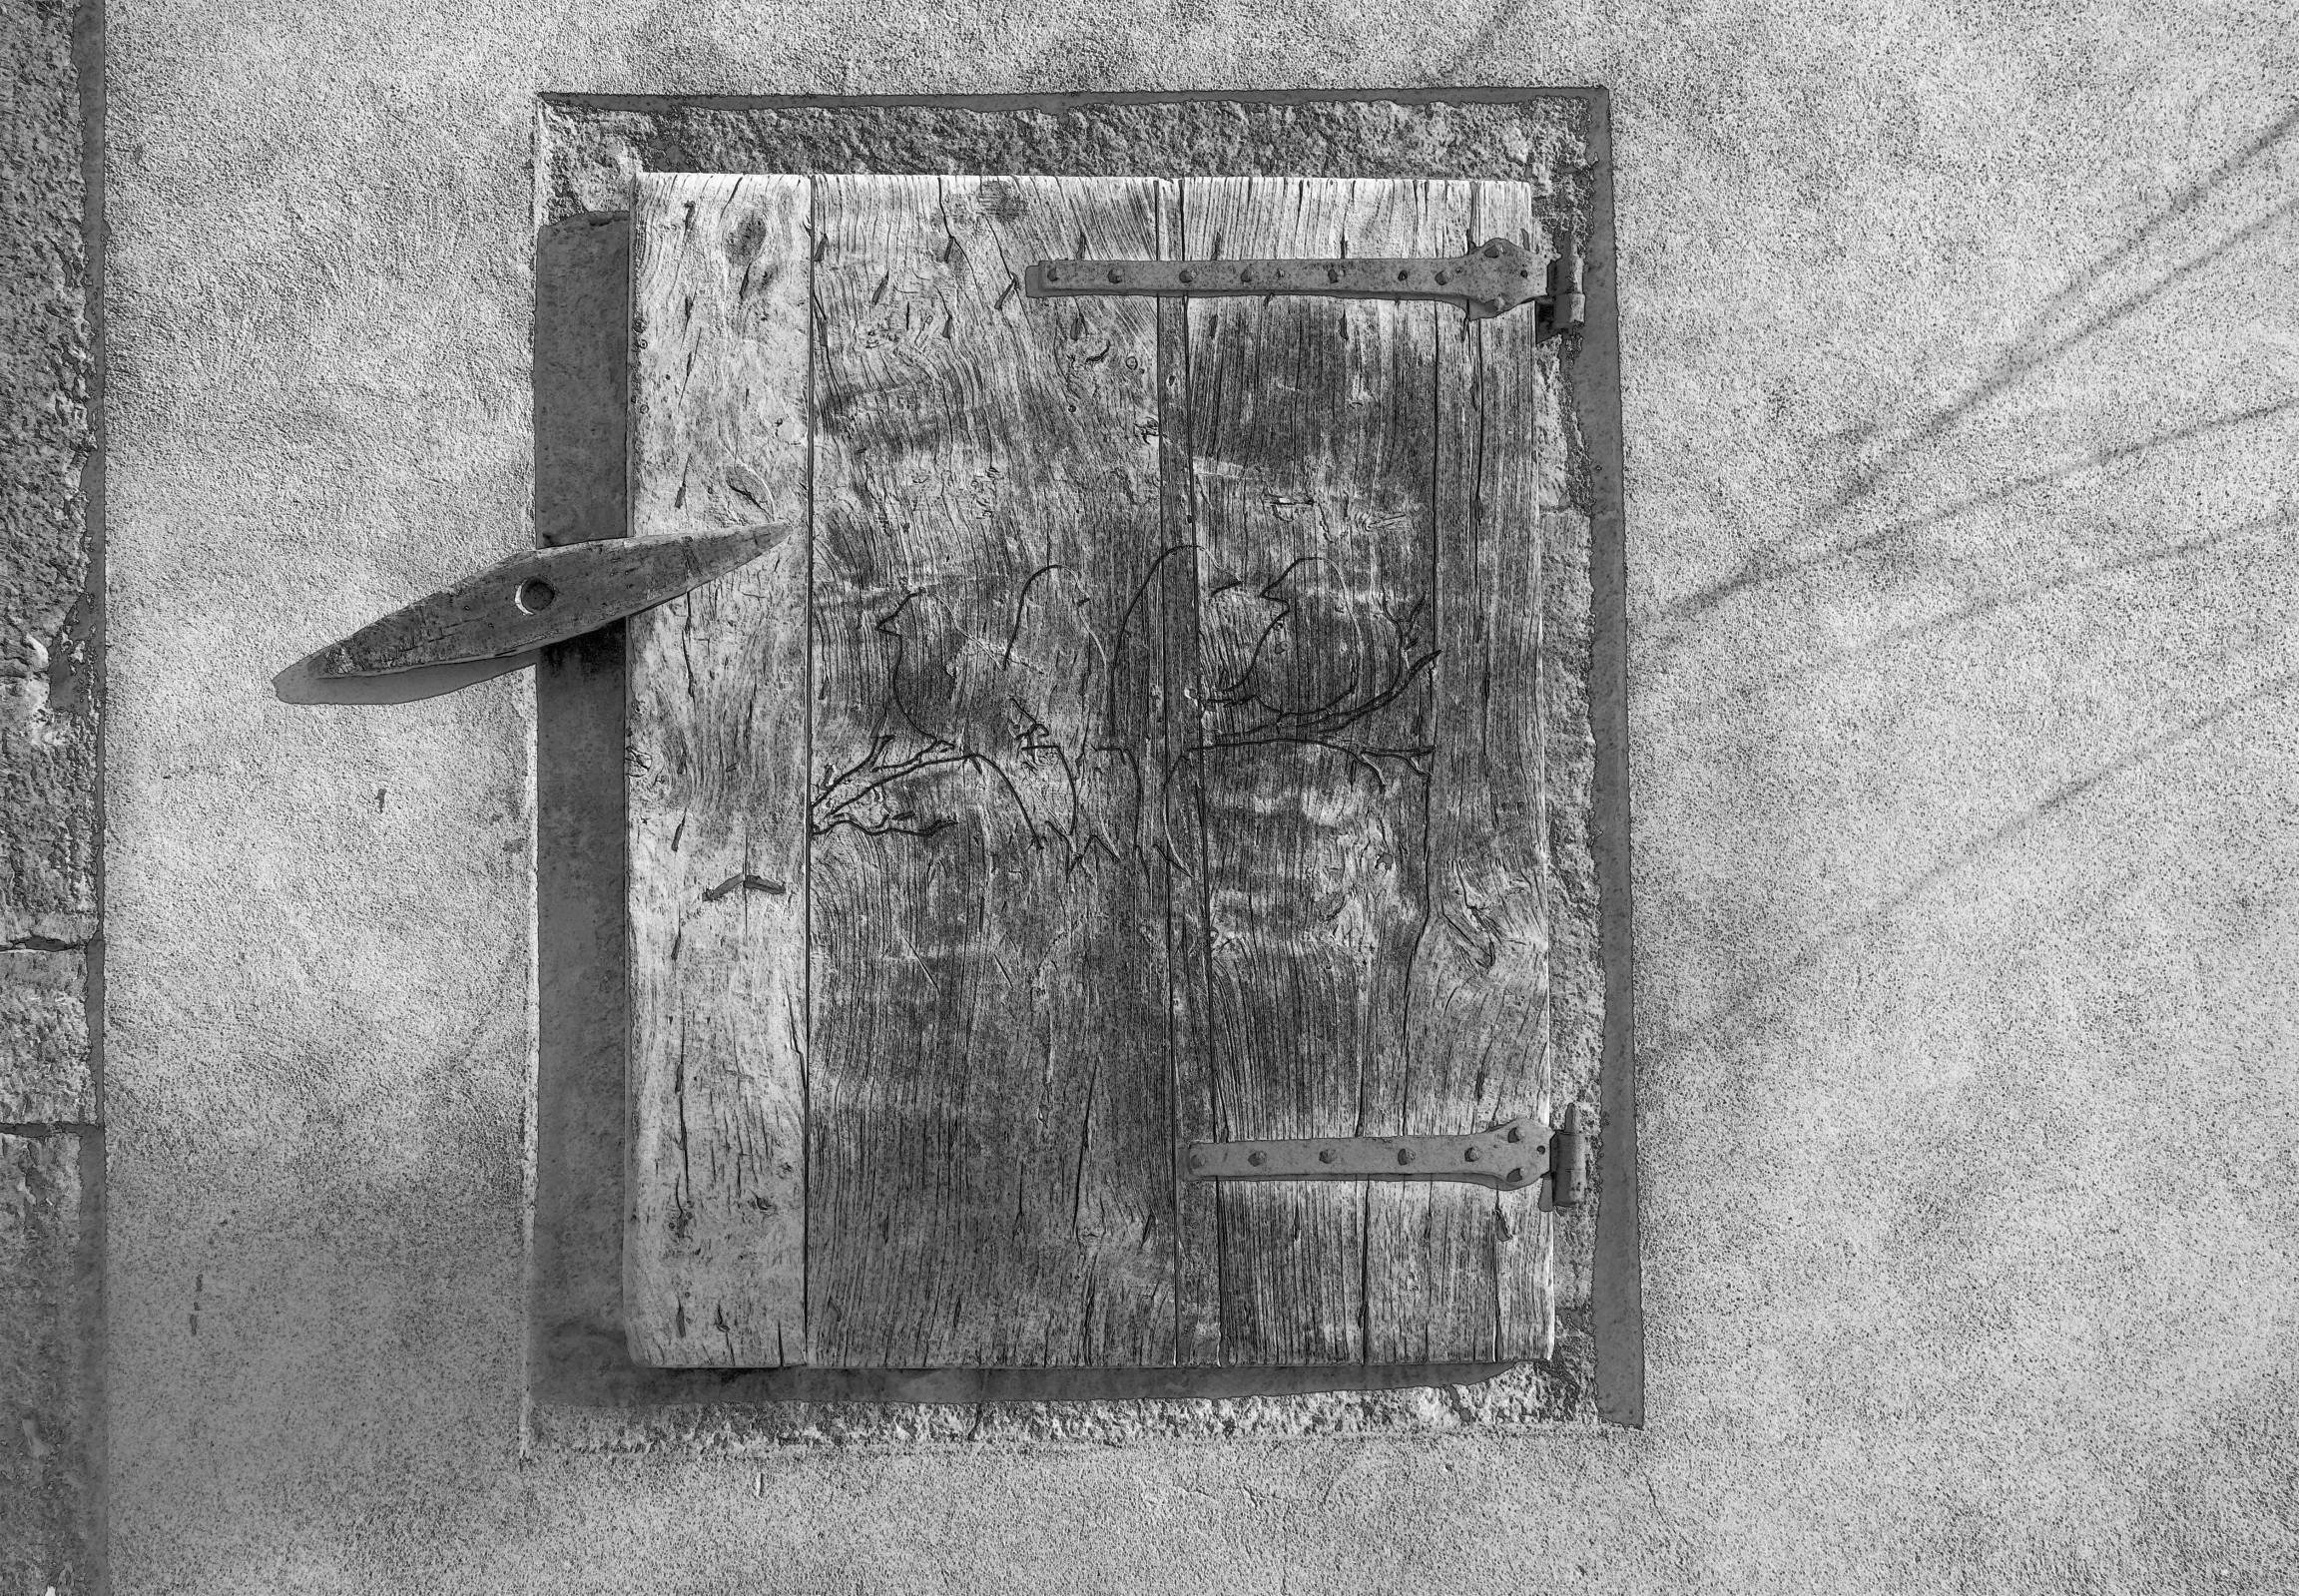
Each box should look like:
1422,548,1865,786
624,173,813,1367
1469,179,1562,1362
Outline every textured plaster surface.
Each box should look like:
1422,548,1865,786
102,5,2299,1595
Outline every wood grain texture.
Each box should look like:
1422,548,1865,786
1178,178,1443,1364
623,172,1559,1369
1487,184,1569,1360
1156,181,1224,1367
805,176,1178,1366
625,174,814,1367
1365,181,1555,1363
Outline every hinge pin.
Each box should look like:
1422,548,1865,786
1548,1104,1589,1209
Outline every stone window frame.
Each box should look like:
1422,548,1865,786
524,88,1639,1451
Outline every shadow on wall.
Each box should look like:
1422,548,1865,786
272,648,539,706
1666,102,2298,633
1643,100,2299,1057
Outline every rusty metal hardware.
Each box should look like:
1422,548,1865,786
1186,1107,1591,1206
1550,1103,1589,1209
1026,238,1585,332
1545,246,1585,336
311,523,794,677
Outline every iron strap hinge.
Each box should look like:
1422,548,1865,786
1025,238,1586,333
1185,1105,1591,1208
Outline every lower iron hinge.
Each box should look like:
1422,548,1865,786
1187,1103,1592,1209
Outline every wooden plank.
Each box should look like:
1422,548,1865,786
1489,185,1569,1360
1157,181,1223,1366
805,175,1178,1366
1364,181,1555,1362
624,174,813,1367
1178,178,1445,1364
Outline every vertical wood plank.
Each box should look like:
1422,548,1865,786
1156,180,1224,1365
806,175,1177,1367
624,174,813,1367
1180,178,1445,1364
1480,184,1572,1360
1365,181,1556,1362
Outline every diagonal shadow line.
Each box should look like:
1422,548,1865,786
2039,102,2299,326
1663,669,2299,1057
1825,120,2299,517
1724,507,2297,696
1645,107,2299,643
1663,397,2299,626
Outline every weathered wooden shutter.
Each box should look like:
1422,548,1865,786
625,172,1560,1369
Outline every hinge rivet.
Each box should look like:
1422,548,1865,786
1463,1146,1480,1162
1248,1150,1267,1167
1318,1148,1337,1164
1505,1126,1523,1143
1108,268,1123,283
1189,1152,1204,1170
1397,1148,1415,1166
1179,268,1195,284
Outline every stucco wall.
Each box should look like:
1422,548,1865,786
82,1,2299,1591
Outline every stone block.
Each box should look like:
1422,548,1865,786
0,1130,97,1596
0,947,91,1124
0,0,99,949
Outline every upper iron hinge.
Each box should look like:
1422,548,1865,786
1026,237,1586,335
